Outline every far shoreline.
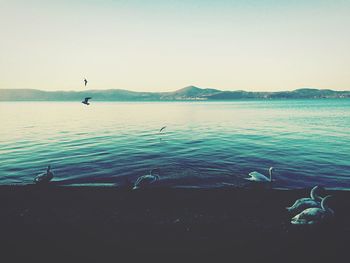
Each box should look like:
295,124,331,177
1,86,349,101
1,97,350,102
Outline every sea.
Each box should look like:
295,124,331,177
0,100,349,189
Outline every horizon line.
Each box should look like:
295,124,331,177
1,86,349,93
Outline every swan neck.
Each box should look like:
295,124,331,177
310,187,317,200
310,187,321,201
321,197,330,212
269,169,272,181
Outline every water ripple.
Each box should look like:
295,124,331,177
0,100,349,189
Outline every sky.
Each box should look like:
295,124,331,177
0,0,349,92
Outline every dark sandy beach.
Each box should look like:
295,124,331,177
0,185,349,262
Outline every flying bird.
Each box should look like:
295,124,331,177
133,169,160,190
291,195,334,225
286,186,325,214
84,78,88,87
159,126,167,133
245,167,274,182
82,97,92,105
34,165,54,184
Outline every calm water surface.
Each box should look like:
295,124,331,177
0,100,349,189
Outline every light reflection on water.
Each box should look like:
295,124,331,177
0,100,349,189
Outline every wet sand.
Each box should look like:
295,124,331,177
0,185,349,262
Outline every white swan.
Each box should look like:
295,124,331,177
34,165,54,184
133,169,160,190
245,167,274,182
286,186,324,214
291,195,334,225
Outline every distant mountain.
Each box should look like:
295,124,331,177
0,87,349,101
160,86,221,100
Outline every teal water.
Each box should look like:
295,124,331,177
0,100,349,189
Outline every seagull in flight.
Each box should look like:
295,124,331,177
84,78,88,87
82,97,92,105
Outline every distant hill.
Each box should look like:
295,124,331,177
0,86,349,101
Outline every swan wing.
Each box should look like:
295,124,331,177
34,174,44,183
286,198,320,213
133,175,156,189
34,172,52,183
134,175,146,186
247,171,269,182
291,207,324,224
141,175,157,183
287,198,308,211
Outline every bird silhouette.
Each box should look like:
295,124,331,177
34,165,54,184
84,78,88,87
133,169,160,190
82,97,92,105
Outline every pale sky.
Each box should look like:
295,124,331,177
0,0,350,92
